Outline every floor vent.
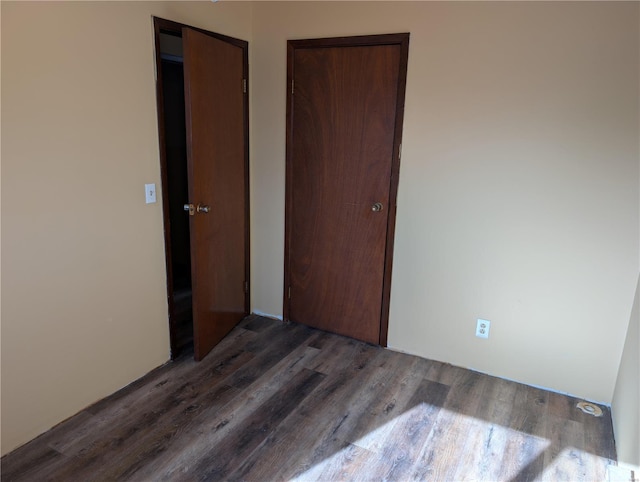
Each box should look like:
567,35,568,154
576,401,603,417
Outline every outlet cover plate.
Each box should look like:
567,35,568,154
476,319,490,339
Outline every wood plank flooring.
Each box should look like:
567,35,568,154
1,315,618,481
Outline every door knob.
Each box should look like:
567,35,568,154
197,204,210,214
371,202,384,212
184,203,195,216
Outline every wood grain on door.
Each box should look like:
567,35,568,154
183,27,248,360
285,34,410,345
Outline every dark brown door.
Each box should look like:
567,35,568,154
284,35,409,345
183,27,248,361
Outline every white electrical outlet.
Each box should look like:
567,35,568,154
476,319,490,339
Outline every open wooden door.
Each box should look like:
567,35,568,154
284,34,409,346
183,27,248,361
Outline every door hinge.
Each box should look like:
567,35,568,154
398,143,402,161
288,286,291,299
243,79,247,94
291,79,294,95
244,281,249,293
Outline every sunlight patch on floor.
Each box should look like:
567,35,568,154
541,446,615,482
292,403,551,481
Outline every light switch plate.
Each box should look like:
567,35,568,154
145,183,156,204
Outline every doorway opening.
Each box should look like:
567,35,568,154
158,31,193,356
154,18,250,361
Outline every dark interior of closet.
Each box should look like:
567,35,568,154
159,32,193,356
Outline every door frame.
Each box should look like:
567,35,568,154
153,17,250,358
283,33,410,346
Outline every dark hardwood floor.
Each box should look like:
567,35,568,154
1,315,618,481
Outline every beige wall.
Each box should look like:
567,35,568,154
1,1,251,455
250,2,639,403
612,277,640,467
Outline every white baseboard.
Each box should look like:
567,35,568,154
251,310,283,321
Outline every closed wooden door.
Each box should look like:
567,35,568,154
284,35,409,345
183,27,248,361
